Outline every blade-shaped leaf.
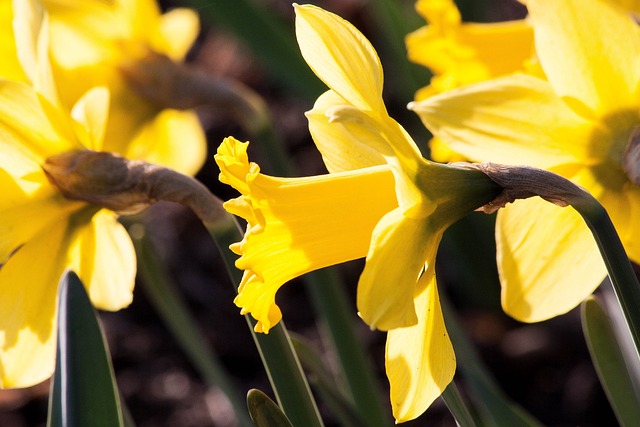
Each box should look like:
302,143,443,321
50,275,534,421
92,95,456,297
581,296,640,427
247,389,294,427
48,270,123,427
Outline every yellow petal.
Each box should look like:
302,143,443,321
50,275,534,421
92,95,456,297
407,15,534,98
124,108,206,176
294,4,384,112
70,87,110,151
215,137,398,332
0,1,30,82
68,210,135,311
411,74,596,168
0,184,81,266
0,216,72,388
497,196,606,322
306,90,386,173
526,0,640,115
0,80,78,162
357,208,442,330
386,276,455,422
153,8,199,61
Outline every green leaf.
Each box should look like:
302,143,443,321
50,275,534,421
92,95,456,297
290,334,367,427
581,296,640,427
247,389,294,427
47,270,123,427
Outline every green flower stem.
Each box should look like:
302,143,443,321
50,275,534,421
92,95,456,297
475,163,640,359
251,120,389,426
440,380,480,427
204,214,324,427
304,269,389,426
128,225,254,427
570,192,640,356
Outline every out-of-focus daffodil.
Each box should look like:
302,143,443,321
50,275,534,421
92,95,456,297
42,0,206,176
216,4,501,422
406,0,535,101
406,0,536,163
411,0,640,323
0,80,137,388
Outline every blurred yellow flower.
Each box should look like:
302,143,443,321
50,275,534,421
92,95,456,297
406,0,535,101
0,81,136,388
406,0,535,162
42,0,206,175
216,4,500,422
412,0,640,323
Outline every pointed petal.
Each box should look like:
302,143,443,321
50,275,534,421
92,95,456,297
526,0,640,115
294,4,384,111
0,1,29,82
0,217,71,388
0,185,81,266
0,80,78,162
306,90,386,173
124,109,206,176
357,208,442,330
154,8,199,61
411,74,596,168
70,87,110,151
386,277,455,422
215,137,398,332
68,210,135,311
497,197,606,322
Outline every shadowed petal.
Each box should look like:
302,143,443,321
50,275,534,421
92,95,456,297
497,197,606,322
412,74,596,168
357,208,442,330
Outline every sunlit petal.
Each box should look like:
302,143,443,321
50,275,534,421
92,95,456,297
497,197,606,322
154,8,199,61
215,137,397,332
70,87,110,151
68,210,135,311
0,217,71,388
358,208,442,330
411,74,596,168
526,0,640,115
386,277,454,422
124,109,206,176
294,4,384,112
0,80,79,162
306,90,386,173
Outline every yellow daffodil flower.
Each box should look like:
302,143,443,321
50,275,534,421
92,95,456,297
411,0,640,323
216,4,501,421
406,0,535,101
406,0,536,163
41,0,206,176
0,81,136,388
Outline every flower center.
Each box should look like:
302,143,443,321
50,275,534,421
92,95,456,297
623,125,640,185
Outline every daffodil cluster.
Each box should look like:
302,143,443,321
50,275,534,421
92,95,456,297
412,0,640,323
216,4,501,422
0,0,204,388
